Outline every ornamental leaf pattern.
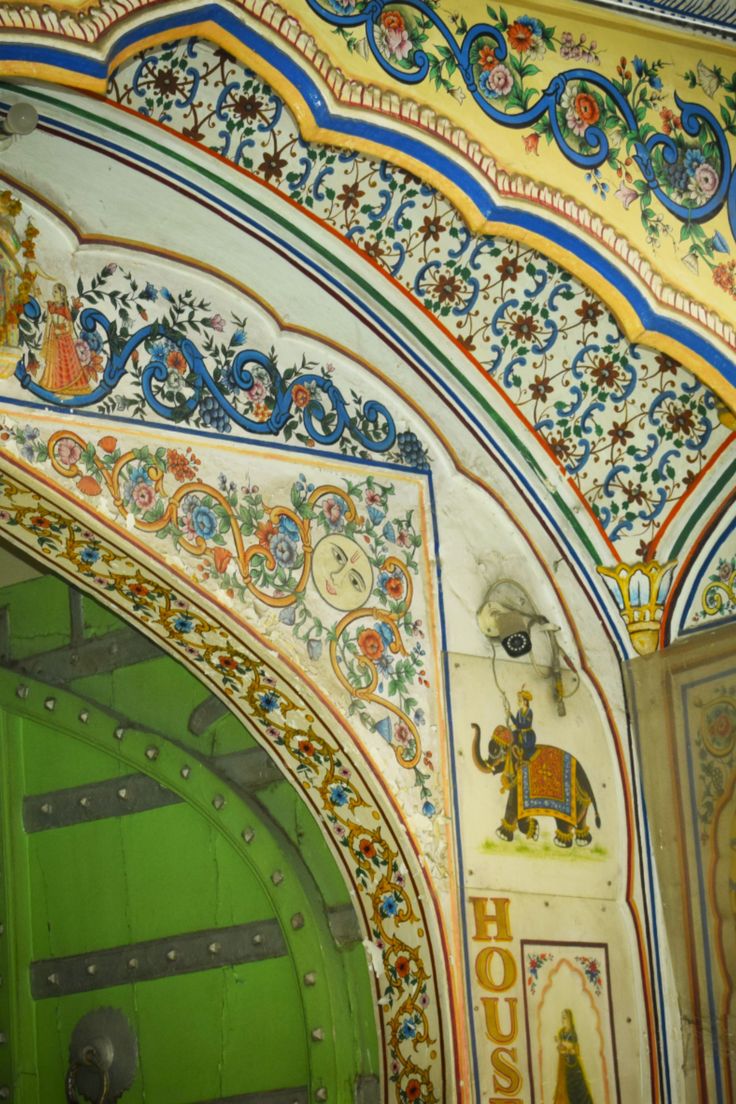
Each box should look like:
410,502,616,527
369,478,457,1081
108,39,734,554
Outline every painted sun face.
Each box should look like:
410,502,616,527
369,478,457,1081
311,534,373,612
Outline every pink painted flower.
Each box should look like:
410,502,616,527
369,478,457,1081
694,162,719,198
396,529,410,547
246,379,267,402
132,482,156,509
365,488,382,506
75,340,92,366
323,496,345,527
487,63,513,96
56,437,82,467
394,722,411,744
615,182,639,209
565,106,588,137
207,314,226,331
378,10,412,60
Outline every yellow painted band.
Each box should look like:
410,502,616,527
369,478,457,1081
5,21,736,410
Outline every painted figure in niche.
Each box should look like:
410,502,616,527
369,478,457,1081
471,690,601,847
36,283,96,396
311,533,373,611
553,1009,594,1104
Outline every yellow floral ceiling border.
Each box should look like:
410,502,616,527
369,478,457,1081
0,0,735,407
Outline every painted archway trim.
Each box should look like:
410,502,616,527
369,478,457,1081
0,451,458,1103
1,5,736,407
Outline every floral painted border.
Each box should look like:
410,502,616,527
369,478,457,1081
0,450,446,1104
108,40,733,554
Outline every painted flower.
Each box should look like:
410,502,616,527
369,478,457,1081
142,282,158,300
358,628,384,660
56,437,82,468
508,16,544,58
292,383,310,408
377,9,412,61
615,182,639,210
256,518,278,547
405,1080,422,1101
398,1018,417,1040
359,838,377,859
323,495,346,529
574,92,600,127
523,132,540,155
480,64,513,99
246,379,267,403
379,892,399,917
132,481,156,509
375,621,395,647
167,348,187,375
478,44,498,70
394,722,411,744
207,314,226,331
298,738,315,756
691,162,719,200
75,340,92,366
191,504,217,539
80,547,100,565
713,260,736,292
279,516,301,543
422,800,436,817
259,691,280,712
174,615,194,633
85,330,103,353
270,532,297,567
329,783,349,806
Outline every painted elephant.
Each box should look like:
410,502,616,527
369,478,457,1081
471,723,601,848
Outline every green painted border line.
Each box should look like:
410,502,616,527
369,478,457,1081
669,454,736,561
1,81,603,564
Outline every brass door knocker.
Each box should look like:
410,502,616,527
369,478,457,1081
65,1045,111,1104
66,1008,138,1103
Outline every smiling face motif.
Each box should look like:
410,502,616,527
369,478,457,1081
311,534,373,611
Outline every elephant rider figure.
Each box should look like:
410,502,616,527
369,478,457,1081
510,688,536,760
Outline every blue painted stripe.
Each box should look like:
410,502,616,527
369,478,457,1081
3,8,736,388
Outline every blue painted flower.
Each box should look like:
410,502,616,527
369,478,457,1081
383,521,396,543
414,708,426,726
632,56,645,77
232,329,246,346
160,287,174,301
518,14,542,35
142,282,158,301
649,73,663,90
329,783,349,806
376,717,392,743
375,653,394,676
375,621,394,647
270,532,297,568
85,330,103,353
191,504,217,539
279,515,301,543
379,893,399,917
174,614,194,633
422,800,436,817
684,148,705,177
128,466,151,485
711,231,730,253
398,1018,417,1040
259,691,280,712
80,547,100,564
367,505,385,525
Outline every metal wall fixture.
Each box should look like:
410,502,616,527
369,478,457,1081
66,1007,138,1104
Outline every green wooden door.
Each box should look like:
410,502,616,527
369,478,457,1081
0,563,378,1103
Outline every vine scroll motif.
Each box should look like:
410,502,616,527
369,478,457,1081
307,0,733,241
14,294,396,454
45,430,429,781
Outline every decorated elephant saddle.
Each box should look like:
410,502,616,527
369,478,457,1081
517,745,576,826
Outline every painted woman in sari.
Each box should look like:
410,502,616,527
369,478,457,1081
553,1009,594,1104
37,283,93,396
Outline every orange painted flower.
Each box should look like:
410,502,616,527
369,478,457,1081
405,1081,422,1102
129,583,148,598
574,92,600,126
77,476,102,496
359,838,376,859
508,19,534,51
385,575,404,599
218,654,238,670
357,629,384,660
292,384,310,409
98,435,118,453
30,515,50,529
478,44,497,70
213,547,232,574
256,519,278,547
167,348,187,374
381,8,405,32
395,955,411,977
298,738,315,756
523,132,540,155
